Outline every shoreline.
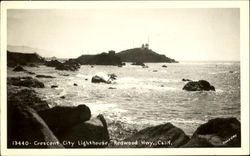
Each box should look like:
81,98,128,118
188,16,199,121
6,70,241,148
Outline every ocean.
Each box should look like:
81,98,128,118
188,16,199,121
7,61,240,140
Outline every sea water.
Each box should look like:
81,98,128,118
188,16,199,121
7,61,240,140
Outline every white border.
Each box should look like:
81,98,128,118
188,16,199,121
1,1,249,155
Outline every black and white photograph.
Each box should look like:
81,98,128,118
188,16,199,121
1,1,249,155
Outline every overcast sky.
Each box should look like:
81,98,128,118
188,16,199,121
7,9,239,61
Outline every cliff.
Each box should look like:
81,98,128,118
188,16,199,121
117,48,178,63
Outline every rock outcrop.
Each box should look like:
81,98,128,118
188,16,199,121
7,86,49,111
183,118,241,147
75,51,122,66
58,114,110,148
45,59,80,71
38,105,91,135
122,123,190,148
7,51,45,67
183,80,215,91
45,60,62,67
7,77,45,88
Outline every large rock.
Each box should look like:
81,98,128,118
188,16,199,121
45,59,80,71
45,60,62,67
183,80,215,91
58,114,110,148
91,73,117,84
7,86,49,111
121,123,190,148
38,105,91,135
7,76,45,88
7,104,63,148
183,118,241,147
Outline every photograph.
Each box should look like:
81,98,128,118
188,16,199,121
1,1,249,156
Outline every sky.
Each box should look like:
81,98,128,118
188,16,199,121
7,8,240,61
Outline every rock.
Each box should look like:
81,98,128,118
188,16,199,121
108,87,116,89
7,104,64,148
75,52,122,66
46,59,80,71
60,96,65,99
7,86,49,111
183,80,215,91
85,78,88,81
58,114,109,148
36,75,55,78
122,123,190,148
13,65,26,72
73,83,78,86
162,65,167,68
183,118,241,147
131,61,145,66
45,60,62,67
38,105,91,136
182,78,192,82
91,75,108,83
7,51,45,67
51,85,58,88
7,76,45,88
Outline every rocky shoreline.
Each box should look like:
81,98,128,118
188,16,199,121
7,73,241,148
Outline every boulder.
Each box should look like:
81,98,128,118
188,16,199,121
38,105,91,136
60,96,65,99
183,80,215,91
13,65,26,72
7,104,64,148
36,75,55,78
51,85,58,88
73,83,78,86
122,123,190,148
162,65,167,68
91,75,109,84
7,76,45,88
7,86,49,111
183,118,241,147
58,114,110,148
91,73,117,84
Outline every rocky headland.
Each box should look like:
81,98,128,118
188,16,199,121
117,47,178,63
